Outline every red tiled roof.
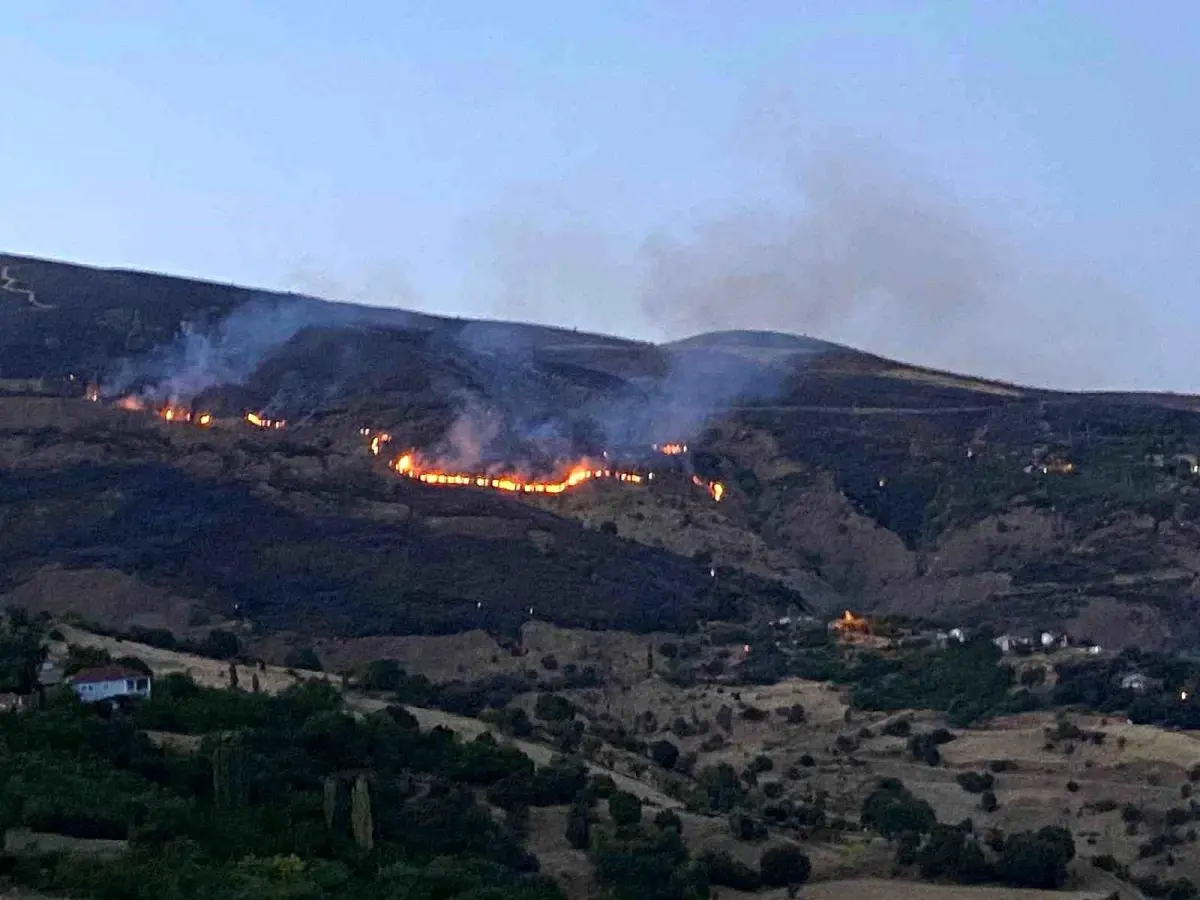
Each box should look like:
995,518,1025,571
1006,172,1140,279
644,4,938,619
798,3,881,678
68,665,149,685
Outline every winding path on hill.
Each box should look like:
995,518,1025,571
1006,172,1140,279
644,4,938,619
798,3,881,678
0,264,54,310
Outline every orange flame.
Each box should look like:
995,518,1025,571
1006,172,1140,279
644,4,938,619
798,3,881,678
85,384,100,403
246,412,286,430
369,432,392,456
196,413,213,427
655,442,688,455
158,405,192,423
833,610,870,634
116,395,145,412
692,475,725,502
389,452,645,496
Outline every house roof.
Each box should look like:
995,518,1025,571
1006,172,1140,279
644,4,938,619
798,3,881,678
69,665,149,685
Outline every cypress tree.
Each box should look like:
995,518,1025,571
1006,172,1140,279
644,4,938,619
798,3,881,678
351,774,374,851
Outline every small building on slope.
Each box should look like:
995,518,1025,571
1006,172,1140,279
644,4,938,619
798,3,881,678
69,666,152,704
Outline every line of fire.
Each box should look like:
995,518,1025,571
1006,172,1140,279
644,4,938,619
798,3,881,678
84,384,285,432
80,381,725,502
362,428,725,502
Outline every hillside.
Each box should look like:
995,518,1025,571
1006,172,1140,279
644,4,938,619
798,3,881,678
4,253,1200,650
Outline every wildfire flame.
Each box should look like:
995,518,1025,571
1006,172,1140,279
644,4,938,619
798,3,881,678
833,610,870,634
691,475,725,502
85,384,100,403
154,405,213,428
246,412,286,430
654,442,688,455
390,452,644,495
116,396,145,412
158,406,191,423
369,432,392,456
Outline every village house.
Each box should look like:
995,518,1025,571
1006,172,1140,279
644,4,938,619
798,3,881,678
1041,631,1069,651
993,634,1036,654
69,665,152,704
1120,673,1162,694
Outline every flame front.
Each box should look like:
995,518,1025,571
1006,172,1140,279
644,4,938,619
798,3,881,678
246,412,286,430
154,405,213,428
655,442,688,455
389,452,645,496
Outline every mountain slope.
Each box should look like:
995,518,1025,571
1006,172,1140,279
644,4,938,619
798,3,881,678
5,253,1200,650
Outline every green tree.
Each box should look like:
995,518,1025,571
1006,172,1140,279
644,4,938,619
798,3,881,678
759,845,811,888
535,692,574,723
351,774,374,851
284,645,322,671
861,779,936,840
609,791,643,828
997,827,1075,889
649,739,680,770
0,607,46,694
700,850,760,891
359,659,404,691
566,800,591,850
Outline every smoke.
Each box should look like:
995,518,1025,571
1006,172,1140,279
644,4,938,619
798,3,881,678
639,142,1004,342
469,132,1147,390
105,294,421,404
433,398,503,471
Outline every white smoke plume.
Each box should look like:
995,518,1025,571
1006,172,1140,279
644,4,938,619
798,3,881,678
468,133,1148,391
104,294,422,404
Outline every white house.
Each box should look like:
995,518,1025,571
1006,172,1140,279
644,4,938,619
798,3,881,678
69,666,152,704
1120,673,1155,694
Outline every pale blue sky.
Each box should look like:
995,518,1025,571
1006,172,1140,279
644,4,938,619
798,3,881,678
2,3,1197,389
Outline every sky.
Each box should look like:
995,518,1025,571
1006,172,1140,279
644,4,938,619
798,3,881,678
2,2,1198,391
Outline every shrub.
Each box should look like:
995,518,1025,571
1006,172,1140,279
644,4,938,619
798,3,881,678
648,739,680,771
540,654,559,671
729,812,768,842
1166,807,1191,828
534,692,573,723
1067,781,1081,793
608,791,642,828
882,718,912,737
907,733,942,766
759,844,811,888
700,850,760,891
358,659,404,691
956,772,995,794
748,754,774,775
988,759,1018,773
980,791,998,813
653,809,682,833
283,645,321,671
